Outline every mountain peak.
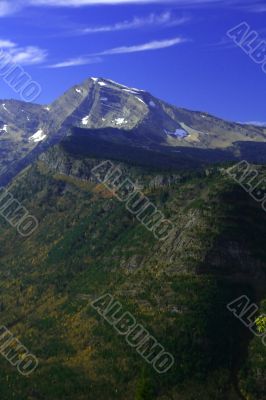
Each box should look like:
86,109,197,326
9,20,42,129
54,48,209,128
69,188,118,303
1,77,266,186
87,77,146,94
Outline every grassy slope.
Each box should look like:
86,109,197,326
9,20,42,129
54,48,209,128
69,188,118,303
0,156,265,400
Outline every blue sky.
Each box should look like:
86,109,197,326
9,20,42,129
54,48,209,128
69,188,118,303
0,0,265,123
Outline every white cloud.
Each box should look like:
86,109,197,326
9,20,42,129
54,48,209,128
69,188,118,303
0,39,47,65
0,39,16,48
9,46,47,64
81,12,188,34
94,37,188,55
48,56,102,68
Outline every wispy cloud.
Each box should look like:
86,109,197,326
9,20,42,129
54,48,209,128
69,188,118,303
49,37,188,68
1,1,266,17
205,37,240,51
0,39,47,65
48,56,102,68
30,0,221,5
241,4,266,13
95,37,188,55
0,2,19,17
26,0,266,9
81,12,188,34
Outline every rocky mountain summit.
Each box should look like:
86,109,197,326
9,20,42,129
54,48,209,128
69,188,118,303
1,77,266,185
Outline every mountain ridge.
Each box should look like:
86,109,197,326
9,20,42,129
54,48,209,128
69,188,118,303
1,76,266,186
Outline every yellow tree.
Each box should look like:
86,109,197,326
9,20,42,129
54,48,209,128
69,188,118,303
255,315,266,333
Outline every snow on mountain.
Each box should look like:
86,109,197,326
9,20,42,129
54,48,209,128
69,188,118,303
29,129,47,143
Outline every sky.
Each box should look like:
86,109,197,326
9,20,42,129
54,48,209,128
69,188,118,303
0,0,265,123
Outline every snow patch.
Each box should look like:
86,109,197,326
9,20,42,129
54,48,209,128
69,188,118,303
136,97,145,105
149,101,156,108
90,77,145,94
174,128,187,138
123,89,138,95
100,97,108,102
241,121,266,127
82,115,90,125
106,79,129,88
91,78,106,87
45,106,51,111
106,79,143,92
29,129,47,143
115,118,126,125
75,88,82,94
1,124,8,133
2,103,9,113
164,128,188,138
